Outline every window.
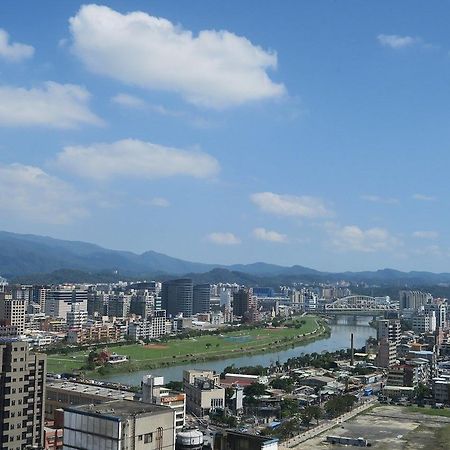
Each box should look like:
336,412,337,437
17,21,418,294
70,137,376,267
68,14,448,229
144,433,153,444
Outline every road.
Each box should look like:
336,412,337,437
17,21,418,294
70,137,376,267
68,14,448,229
280,398,377,449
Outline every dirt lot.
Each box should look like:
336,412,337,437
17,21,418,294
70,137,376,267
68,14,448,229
293,405,450,450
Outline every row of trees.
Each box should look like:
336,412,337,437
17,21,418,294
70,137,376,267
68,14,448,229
280,348,365,372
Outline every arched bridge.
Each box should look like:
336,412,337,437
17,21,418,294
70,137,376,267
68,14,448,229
324,295,398,316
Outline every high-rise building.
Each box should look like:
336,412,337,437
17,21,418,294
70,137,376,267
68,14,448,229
107,293,131,318
66,302,88,329
0,338,46,449
45,287,88,320
399,290,432,311
377,319,401,345
193,284,211,314
425,303,447,329
0,293,26,335
63,400,175,450
161,279,193,318
127,311,168,341
376,338,397,368
32,286,49,314
412,312,437,333
232,288,252,317
130,292,154,318
87,290,109,317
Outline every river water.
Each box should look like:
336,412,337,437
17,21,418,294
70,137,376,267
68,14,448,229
98,317,375,385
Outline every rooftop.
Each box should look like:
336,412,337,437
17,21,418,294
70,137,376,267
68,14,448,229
47,380,135,400
65,399,171,420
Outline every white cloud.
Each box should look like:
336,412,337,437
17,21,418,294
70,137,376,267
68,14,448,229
250,192,331,218
206,232,241,245
69,4,285,108
0,164,87,224
0,28,34,62
0,82,103,128
111,93,146,108
412,230,438,240
55,139,219,180
412,193,436,202
149,197,170,208
360,194,399,204
252,227,287,243
330,225,400,253
377,34,420,49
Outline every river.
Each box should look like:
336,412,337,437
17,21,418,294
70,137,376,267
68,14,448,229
97,316,375,385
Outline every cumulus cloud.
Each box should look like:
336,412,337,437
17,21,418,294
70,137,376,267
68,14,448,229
69,4,285,108
412,193,436,202
360,194,399,204
55,139,219,180
0,28,34,62
250,192,331,218
0,82,103,128
206,232,241,245
412,230,438,240
0,164,87,224
377,34,421,49
252,227,287,243
330,225,400,253
111,93,146,108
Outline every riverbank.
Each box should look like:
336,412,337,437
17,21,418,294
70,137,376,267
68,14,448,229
47,316,329,376
94,317,374,384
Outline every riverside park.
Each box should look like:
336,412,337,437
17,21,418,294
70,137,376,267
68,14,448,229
46,315,327,376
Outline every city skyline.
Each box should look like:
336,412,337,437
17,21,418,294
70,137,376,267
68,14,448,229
1,1,450,272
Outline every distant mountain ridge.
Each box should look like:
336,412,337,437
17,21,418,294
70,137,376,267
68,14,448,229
2,231,450,286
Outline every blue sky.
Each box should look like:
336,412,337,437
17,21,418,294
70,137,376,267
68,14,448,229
0,1,449,272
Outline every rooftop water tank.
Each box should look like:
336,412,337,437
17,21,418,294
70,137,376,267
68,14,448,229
176,429,204,450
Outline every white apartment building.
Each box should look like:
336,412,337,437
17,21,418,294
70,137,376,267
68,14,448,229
127,311,167,341
67,303,88,329
412,312,437,334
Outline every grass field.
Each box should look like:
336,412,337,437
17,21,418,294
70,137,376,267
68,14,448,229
47,316,325,374
406,406,450,418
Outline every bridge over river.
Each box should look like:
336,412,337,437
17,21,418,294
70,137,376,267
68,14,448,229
323,295,398,319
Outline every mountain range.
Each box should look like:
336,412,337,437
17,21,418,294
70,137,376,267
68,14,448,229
2,231,450,286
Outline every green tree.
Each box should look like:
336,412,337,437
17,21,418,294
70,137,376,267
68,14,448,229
280,398,300,418
271,377,294,393
165,381,183,392
325,395,356,418
243,383,267,397
414,383,431,402
304,405,322,425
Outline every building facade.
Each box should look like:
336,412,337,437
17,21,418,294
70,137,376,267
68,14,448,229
45,287,88,320
161,279,193,318
0,338,46,450
0,293,25,335
193,284,211,314
183,370,225,418
63,400,175,450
